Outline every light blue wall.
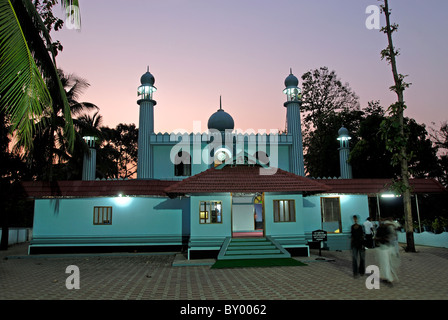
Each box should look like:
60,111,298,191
302,194,370,233
152,145,177,179
152,144,211,179
151,142,292,179
33,197,190,239
264,193,304,237
190,194,232,240
276,145,290,171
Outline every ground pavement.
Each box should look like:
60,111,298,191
0,242,447,301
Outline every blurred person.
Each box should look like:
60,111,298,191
351,215,365,278
363,217,374,248
375,218,400,286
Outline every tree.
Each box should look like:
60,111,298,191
301,66,360,128
19,70,98,181
349,101,396,178
0,111,28,250
0,0,80,151
350,101,440,179
431,122,448,186
379,0,415,252
100,124,139,179
300,66,361,177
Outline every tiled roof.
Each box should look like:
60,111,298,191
164,165,330,194
21,180,175,198
322,178,447,194
20,168,447,198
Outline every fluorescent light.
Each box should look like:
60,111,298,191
381,193,397,198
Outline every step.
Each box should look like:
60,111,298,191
228,241,272,245
219,253,289,260
226,245,277,250
224,249,282,255
218,237,291,260
230,239,270,243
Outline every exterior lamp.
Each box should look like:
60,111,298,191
381,193,399,198
137,67,157,102
82,136,98,148
337,126,351,149
137,83,156,101
115,193,132,206
283,69,301,102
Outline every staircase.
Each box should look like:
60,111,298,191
218,237,291,260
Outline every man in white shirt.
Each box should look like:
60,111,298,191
363,217,374,248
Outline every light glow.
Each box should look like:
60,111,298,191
381,193,399,198
114,194,133,206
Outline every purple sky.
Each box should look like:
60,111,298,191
53,0,448,134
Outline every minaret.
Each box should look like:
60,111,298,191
283,69,305,176
82,136,97,180
137,67,157,179
337,126,353,179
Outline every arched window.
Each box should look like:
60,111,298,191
174,151,191,177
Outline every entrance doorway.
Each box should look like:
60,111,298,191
232,194,264,238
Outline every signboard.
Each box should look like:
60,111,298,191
312,229,327,242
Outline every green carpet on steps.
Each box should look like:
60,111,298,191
211,258,307,269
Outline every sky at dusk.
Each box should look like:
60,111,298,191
53,0,448,134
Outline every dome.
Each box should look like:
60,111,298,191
337,126,351,141
284,72,298,88
338,126,350,137
140,70,155,86
208,109,234,132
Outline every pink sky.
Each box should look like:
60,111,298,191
53,0,448,134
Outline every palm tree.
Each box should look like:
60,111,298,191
21,70,97,180
0,0,81,151
61,109,105,180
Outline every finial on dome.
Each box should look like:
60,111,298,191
219,95,222,110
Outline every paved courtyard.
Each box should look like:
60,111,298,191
1,242,447,301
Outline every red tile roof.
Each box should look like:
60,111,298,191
164,165,330,194
20,168,447,198
21,179,175,198
322,178,447,194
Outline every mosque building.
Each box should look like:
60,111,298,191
22,69,446,258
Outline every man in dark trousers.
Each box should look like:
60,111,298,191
351,215,365,278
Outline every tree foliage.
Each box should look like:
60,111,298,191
300,66,361,177
0,0,80,151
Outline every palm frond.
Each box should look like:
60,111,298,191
0,0,75,151
19,0,75,151
0,0,51,148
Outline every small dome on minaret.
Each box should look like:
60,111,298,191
140,67,155,86
284,69,299,88
337,126,351,140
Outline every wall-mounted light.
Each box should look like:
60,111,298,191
381,193,400,198
114,193,132,206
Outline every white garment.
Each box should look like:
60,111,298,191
376,243,400,282
363,220,373,235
